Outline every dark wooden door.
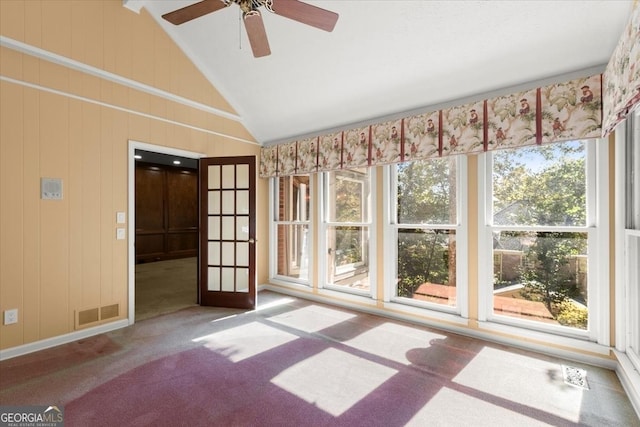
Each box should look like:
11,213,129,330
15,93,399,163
199,156,256,309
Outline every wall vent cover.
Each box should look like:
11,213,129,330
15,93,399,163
76,303,120,329
101,304,119,320
77,308,99,326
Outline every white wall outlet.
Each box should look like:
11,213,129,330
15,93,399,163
116,228,126,240
116,212,126,224
4,309,18,325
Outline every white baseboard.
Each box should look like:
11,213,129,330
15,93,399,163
0,319,129,361
615,350,640,418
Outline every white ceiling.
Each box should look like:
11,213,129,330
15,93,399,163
138,0,633,145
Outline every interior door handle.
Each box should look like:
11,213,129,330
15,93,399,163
249,238,257,244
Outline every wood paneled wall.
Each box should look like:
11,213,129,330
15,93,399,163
0,0,269,351
135,163,198,263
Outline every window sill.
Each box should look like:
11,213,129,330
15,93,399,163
477,320,612,360
383,301,468,327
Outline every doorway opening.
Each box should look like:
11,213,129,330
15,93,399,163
128,141,204,324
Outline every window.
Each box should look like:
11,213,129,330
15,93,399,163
322,168,373,295
623,110,640,367
389,157,466,313
272,175,311,283
482,140,603,337
626,111,640,230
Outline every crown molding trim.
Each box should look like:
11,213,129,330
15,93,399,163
0,36,245,125
0,75,258,145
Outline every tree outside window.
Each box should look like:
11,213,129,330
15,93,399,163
394,158,458,307
491,141,589,329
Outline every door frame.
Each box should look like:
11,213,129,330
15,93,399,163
127,140,205,325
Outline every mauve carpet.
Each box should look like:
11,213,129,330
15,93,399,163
1,291,638,426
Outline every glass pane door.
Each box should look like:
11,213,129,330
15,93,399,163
200,157,255,309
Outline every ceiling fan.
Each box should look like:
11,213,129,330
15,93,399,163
162,0,339,58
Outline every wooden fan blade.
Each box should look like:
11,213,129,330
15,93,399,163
244,12,271,58
270,0,338,32
162,0,228,25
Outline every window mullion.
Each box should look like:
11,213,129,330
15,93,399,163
478,153,491,322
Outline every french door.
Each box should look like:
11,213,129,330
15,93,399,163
199,156,256,309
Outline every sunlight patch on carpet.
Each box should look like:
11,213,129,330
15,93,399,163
267,305,356,334
562,365,590,390
271,347,397,417
409,387,547,426
193,321,298,362
255,296,296,311
452,347,583,421
343,322,447,365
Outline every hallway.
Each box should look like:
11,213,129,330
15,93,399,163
135,257,197,321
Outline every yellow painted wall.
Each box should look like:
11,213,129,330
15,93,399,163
0,0,269,350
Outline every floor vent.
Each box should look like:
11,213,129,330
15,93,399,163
77,308,99,326
101,304,119,320
562,365,590,390
76,303,120,329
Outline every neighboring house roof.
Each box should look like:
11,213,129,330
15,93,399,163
493,200,535,227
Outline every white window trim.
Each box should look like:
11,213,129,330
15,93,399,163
478,140,609,344
383,156,468,318
614,112,640,412
614,120,628,352
383,166,395,304
615,110,640,369
594,138,610,346
319,168,377,300
269,175,314,287
626,231,640,362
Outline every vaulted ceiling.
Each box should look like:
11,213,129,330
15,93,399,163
135,0,632,145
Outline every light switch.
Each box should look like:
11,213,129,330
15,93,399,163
116,212,126,224
116,228,126,240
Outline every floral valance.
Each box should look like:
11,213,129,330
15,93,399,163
603,0,640,136
260,74,603,178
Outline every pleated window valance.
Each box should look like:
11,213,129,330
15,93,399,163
259,74,602,178
603,0,640,135
260,2,639,179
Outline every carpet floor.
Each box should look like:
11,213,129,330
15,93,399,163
1,291,638,426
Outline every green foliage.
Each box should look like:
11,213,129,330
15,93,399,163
493,141,588,329
395,158,457,298
334,226,363,267
397,229,451,297
493,142,586,226
397,158,456,224
330,170,370,270
520,231,585,312
556,300,588,329
335,177,363,223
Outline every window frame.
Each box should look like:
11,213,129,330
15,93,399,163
319,167,377,299
384,156,468,317
615,109,640,371
269,174,313,287
478,139,609,344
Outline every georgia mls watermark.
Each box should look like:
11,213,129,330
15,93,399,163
0,406,64,427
